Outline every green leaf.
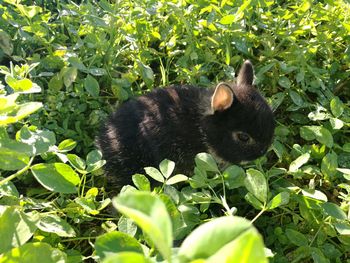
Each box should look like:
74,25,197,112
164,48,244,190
289,153,310,172
0,31,13,56
330,97,344,117
334,223,350,235
285,229,308,247
223,165,245,189
278,76,291,89
329,117,344,130
62,67,77,88
118,216,138,237
0,142,30,170
159,159,175,178
86,150,105,172
207,228,267,263
300,126,333,148
67,154,86,171
195,153,219,173
132,174,151,191
321,202,347,220
267,192,290,210
244,169,268,204
166,174,188,185
321,152,338,180
84,75,100,97
245,192,264,210
58,139,77,152
136,60,154,87
17,126,56,155
220,15,235,24
113,192,172,261
103,252,151,263
0,207,38,254
31,163,80,193
0,242,67,263
343,143,350,152
0,102,43,126
95,231,143,260
179,216,265,261
144,167,164,183
37,214,76,237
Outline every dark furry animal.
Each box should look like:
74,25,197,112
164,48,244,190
97,61,275,189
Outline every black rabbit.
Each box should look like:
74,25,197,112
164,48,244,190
97,61,275,188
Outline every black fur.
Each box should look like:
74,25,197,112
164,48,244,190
96,61,275,189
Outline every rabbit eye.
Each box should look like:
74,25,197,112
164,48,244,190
234,132,252,143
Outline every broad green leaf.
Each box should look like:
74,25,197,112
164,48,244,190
62,67,77,88
75,197,98,215
37,214,76,237
86,150,105,172
84,75,100,97
0,31,13,55
223,165,245,189
330,97,344,117
244,169,268,203
245,192,264,210
1,149,25,170
17,126,56,155
220,15,235,24
16,4,42,18
0,102,42,126
67,154,86,171
58,139,77,152
0,178,19,197
195,152,219,173
334,223,350,235
103,252,151,263
166,174,188,185
5,76,33,92
321,152,338,180
329,117,344,130
113,192,172,261
144,167,164,183
159,159,175,178
118,216,138,237
301,189,328,202
31,163,80,193
343,143,350,152
285,229,308,247
132,174,151,191
289,153,310,172
321,202,347,220
0,207,38,254
0,242,67,263
207,227,267,263
289,90,303,106
300,126,333,148
136,60,154,87
267,192,290,210
95,231,143,260
178,216,257,261
278,76,291,89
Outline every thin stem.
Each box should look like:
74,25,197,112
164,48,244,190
251,208,266,223
0,156,35,186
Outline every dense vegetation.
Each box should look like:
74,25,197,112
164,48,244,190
0,0,350,262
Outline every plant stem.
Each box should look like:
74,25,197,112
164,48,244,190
251,208,266,223
0,156,35,186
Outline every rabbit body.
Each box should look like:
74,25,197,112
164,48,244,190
97,61,275,188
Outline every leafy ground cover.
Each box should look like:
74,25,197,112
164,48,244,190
0,0,350,262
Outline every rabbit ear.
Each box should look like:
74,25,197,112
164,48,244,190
211,83,234,112
237,60,254,86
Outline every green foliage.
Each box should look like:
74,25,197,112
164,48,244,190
0,0,350,262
